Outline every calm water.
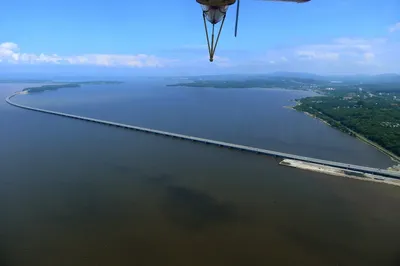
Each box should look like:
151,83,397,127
12,81,394,168
1,82,400,266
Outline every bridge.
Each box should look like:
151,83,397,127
6,93,400,180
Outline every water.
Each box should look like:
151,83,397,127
12,81,394,168
1,82,400,266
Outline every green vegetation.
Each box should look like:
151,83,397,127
167,77,325,90
23,83,80,93
15,73,400,162
294,90,400,159
22,81,123,93
169,74,400,161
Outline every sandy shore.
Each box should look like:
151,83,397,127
280,159,400,187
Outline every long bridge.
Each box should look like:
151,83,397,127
6,93,400,180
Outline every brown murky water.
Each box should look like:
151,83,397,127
1,84,400,266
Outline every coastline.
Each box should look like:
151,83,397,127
288,100,400,167
280,159,400,187
8,91,400,181
22,81,123,94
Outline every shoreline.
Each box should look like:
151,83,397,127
22,81,123,94
288,100,400,168
280,159,400,187
7,91,400,181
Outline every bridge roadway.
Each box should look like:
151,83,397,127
6,93,400,179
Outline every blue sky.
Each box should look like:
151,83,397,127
0,0,399,76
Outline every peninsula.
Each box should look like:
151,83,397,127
167,76,323,91
22,81,123,93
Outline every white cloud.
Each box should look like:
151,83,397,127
246,36,400,74
172,54,233,68
296,50,339,61
1,31,399,75
0,42,171,67
212,55,232,67
389,22,400,33
294,38,386,59
196,35,399,75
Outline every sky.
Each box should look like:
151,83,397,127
0,0,399,76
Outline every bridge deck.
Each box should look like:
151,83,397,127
6,93,400,179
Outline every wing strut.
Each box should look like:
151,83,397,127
202,10,227,62
234,0,240,37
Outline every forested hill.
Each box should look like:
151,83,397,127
167,76,326,90
294,91,400,158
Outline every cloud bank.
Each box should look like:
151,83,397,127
0,42,171,67
1,21,399,74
